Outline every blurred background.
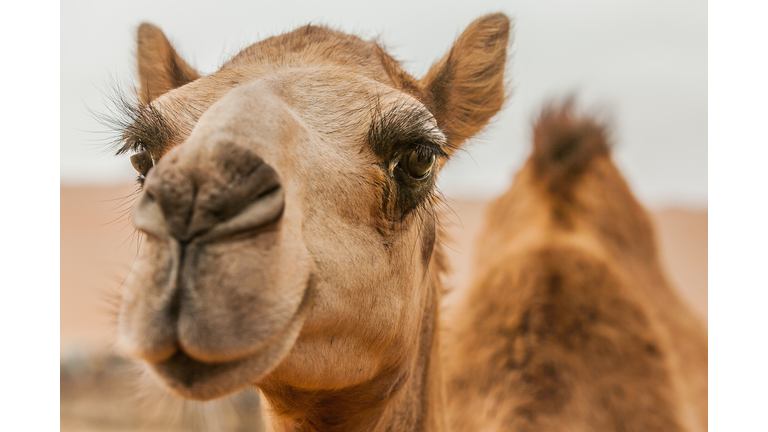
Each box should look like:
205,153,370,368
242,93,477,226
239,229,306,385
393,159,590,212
61,0,707,430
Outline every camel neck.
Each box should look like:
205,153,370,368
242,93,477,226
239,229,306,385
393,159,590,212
259,280,446,432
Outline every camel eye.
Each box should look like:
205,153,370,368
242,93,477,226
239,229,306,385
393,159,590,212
130,150,154,179
399,149,435,180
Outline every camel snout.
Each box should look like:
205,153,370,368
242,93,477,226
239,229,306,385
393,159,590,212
134,144,284,242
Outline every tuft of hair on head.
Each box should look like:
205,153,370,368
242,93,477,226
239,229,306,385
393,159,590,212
531,100,611,198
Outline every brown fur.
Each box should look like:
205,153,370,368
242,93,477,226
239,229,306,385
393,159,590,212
444,103,708,432
136,23,201,104
115,15,511,432
420,14,510,151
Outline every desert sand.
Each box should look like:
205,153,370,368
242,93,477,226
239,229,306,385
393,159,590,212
61,184,707,431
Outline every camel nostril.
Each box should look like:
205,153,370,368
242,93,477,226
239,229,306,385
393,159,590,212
133,188,172,238
184,156,284,240
134,151,284,242
195,185,284,242
133,137,284,241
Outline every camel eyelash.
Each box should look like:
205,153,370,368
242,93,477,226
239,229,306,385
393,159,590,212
366,95,449,163
388,143,440,170
89,78,182,161
120,137,146,155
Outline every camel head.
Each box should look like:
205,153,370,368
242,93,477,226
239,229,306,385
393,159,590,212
116,15,510,404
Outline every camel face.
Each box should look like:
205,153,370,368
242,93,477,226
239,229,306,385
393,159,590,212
116,18,509,404
122,73,441,401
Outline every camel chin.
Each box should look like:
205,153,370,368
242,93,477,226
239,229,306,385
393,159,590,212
148,285,313,401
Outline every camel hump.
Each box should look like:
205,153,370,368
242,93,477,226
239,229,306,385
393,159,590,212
531,101,610,197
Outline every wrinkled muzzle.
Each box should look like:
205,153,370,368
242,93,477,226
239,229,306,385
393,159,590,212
118,83,313,400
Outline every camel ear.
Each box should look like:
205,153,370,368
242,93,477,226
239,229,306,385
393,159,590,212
136,23,201,105
421,14,510,152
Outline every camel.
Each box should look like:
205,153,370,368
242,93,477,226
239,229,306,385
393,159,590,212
114,14,510,432
443,103,708,432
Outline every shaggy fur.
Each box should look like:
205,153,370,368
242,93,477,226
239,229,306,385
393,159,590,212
444,103,708,432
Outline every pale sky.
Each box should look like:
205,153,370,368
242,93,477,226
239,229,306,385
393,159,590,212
61,0,707,208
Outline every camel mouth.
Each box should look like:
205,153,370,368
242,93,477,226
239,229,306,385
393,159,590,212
150,350,247,400
147,280,314,401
